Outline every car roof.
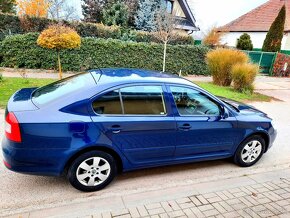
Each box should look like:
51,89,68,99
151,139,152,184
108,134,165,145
89,68,197,87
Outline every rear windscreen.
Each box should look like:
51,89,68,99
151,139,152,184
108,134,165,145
32,72,93,106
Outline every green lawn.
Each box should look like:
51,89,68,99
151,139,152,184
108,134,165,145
196,82,272,102
0,77,272,109
0,77,55,108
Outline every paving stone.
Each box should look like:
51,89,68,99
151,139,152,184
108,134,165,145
159,213,169,218
128,207,140,218
190,196,203,206
196,195,209,205
202,209,219,217
148,207,165,216
176,197,191,204
183,208,195,217
137,205,149,217
167,210,185,218
112,209,129,217
167,200,180,211
222,190,234,199
207,196,222,204
179,202,195,209
203,193,217,199
222,211,241,218
212,202,227,214
217,201,234,212
160,202,174,213
215,191,229,201
198,204,214,212
190,207,205,218
145,203,162,210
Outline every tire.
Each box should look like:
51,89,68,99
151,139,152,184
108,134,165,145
67,151,117,192
234,135,266,167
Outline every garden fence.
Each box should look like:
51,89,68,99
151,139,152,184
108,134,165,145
243,50,277,75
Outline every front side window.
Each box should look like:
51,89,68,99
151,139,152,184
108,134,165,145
93,90,122,114
120,86,166,115
170,86,220,116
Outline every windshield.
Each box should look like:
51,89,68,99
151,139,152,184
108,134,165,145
32,72,93,106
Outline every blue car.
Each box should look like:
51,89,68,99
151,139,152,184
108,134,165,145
2,68,277,192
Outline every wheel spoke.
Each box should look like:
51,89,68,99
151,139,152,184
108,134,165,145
241,152,249,160
93,157,101,167
87,177,95,186
79,161,91,171
97,173,108,181
77,173,89,181
99,163,110,171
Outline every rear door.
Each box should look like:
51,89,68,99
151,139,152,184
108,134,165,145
90,84,176,166
168,85,239,158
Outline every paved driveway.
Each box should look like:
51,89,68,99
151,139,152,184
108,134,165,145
1,77,290,216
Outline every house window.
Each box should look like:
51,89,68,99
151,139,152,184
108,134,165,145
165,0,174,14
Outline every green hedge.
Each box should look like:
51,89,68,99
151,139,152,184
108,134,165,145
0,13,194,45
0,33,209,75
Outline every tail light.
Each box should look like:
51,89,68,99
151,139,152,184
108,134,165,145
5,112,22,143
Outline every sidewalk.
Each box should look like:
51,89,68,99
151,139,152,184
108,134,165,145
6,166,290,218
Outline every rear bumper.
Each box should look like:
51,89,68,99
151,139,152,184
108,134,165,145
2,137,72,176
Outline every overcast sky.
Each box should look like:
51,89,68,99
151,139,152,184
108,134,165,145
70,0,269,33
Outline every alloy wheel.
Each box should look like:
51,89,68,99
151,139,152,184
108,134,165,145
76,157,111,186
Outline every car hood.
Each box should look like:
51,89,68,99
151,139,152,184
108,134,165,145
218,96,267,116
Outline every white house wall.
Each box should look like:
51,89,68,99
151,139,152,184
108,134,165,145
222,32,290,50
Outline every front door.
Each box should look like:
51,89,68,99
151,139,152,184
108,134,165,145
91,84,176,166
168,85,239,159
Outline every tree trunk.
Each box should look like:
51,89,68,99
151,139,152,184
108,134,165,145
57,50,62,79
162,41,167,73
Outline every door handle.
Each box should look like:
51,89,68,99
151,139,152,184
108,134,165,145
179,124,191,130
110,125,122,134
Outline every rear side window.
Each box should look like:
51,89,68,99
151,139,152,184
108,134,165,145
121,86,166,115
93,90,122,114
32,73,93,106
92,85,166,115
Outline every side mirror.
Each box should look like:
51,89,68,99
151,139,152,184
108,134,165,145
221,106,229,119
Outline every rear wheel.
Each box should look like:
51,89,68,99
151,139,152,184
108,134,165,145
67,151,117,192
234,135,265,167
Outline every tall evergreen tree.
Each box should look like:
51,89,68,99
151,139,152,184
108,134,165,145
262,5,286,52
134,0,162,31
81,0,110,23
0,0,16,13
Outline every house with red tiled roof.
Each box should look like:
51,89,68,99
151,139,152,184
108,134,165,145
219,0,290,50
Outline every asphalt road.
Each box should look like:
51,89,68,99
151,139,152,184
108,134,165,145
1,100,290,216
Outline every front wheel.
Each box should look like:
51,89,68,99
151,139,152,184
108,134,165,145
67,151,117,192
234,135,265,167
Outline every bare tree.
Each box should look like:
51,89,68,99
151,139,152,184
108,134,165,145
154,8,180,72
48,0,79,21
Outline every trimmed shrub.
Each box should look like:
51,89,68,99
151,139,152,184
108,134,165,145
0,13,193,45
236,33,253,51
272,53,290,77
206,48,249,86
0,33,209,75
231,63,258,93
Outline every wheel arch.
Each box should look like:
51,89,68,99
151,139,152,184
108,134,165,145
239,131,270,153
63,145,124,175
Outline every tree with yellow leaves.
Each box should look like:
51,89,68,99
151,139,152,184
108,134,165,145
37,25,81,79
17,0,50,17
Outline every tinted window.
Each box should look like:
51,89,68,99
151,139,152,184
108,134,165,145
32,73,93,106
170,86,220,116
120,86,166,115
93,90,122,114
